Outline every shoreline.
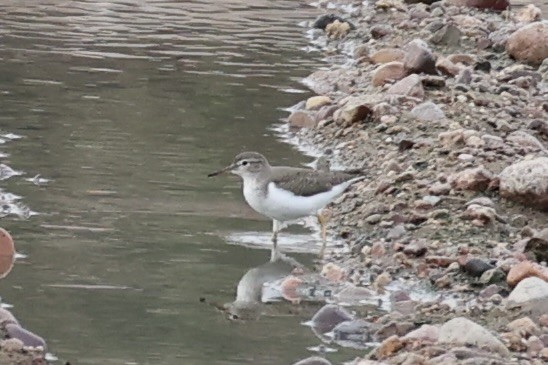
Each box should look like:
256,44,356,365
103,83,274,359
285,0,548,364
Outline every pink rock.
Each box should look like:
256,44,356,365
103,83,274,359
436,57,462,76
506,22,548,66
386,74,424,98
514,5,542,23
507,260,548,287
372,61,407,87
288,110,317,128
449,166,493,191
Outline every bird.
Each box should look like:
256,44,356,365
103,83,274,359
208,152,364,260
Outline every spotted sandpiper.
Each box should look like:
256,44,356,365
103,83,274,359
208,152,364,260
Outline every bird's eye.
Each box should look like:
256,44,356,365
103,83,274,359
241,161,248,166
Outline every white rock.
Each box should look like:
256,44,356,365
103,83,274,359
438,317,509,356
508,277,548,304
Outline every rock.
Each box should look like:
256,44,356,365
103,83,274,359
403,324,439,342
372,62,407,87
426,256,456,267
288,111,317,129
430,24,462,46
321,262,345,282
508,277,548,304
374,321,415,341
280,276,303,303
450,166,493,191
370,48,406,64
461,258,495,277
326,20,351,39
506,130,546,151
292,357,333,365
515,5,542,23
507,316,540,336
333,319,376,345
387,74,424,98
337,95,382,125
479,284,503,299
499,157,548,211
524,228,548,262
371,24,392,39
507,261,548,287
374,272,391,291
446,0,509,11
480,268,506,284
403,241,427,257
429,182,451,195
436,57,462,76
306,96,332,110
462,204,497,226
4,323,47,349
403,39,436,75
310,305,354,334
455,68,472,84
387,225,406,240
438,317,509,356
375,335,404,359
506,22,548,66
410,101,445,121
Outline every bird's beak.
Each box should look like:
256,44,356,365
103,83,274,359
207,163,236,177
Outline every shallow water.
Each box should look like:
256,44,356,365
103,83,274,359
0,1,352,364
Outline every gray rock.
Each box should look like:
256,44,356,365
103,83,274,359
410,101,445,121
430,24,462,46
499,157,548,211
5,323,47,350
310,304,354,334
438,317,509,356
403,39,437,75
387,74,424,98
480,268,506,285
508,277,548,304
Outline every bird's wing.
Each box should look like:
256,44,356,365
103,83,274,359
270,167,361,197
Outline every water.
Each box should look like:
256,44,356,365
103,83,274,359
0,1,341,364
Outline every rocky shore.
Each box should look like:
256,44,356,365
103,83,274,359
281,1,548,364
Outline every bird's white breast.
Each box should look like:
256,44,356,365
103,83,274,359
242,178,358,222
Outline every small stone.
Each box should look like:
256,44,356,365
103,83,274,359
410,101,445,121
387,225,406,240
436,57,462,76
508,277,548,304
527,335,544,355
479,284,503,299
370,48,406,64
480,268,506,285
375,335,404,359
371,24,393,39
374,272,392,291
455,68,472,84
325,20,351,39
462,204,497,226
524,228,548,262
366,214,383,224
403,242,427,257
306,96,332,110
374,321,415,341
446,0,509,11
372,61,407,87
426,256,456,267
429,182,451,195
310,304,354,334
370,242,386,257
354,44,369,59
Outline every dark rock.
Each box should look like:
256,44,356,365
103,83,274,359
474,60,492,73
461,258,495,277
313,14,353,30
446,0,509,11
455,68,472,84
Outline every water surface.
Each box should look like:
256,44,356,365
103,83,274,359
0,1,339,364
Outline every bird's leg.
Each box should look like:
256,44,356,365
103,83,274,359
317,212,328,259
271,219,281,262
